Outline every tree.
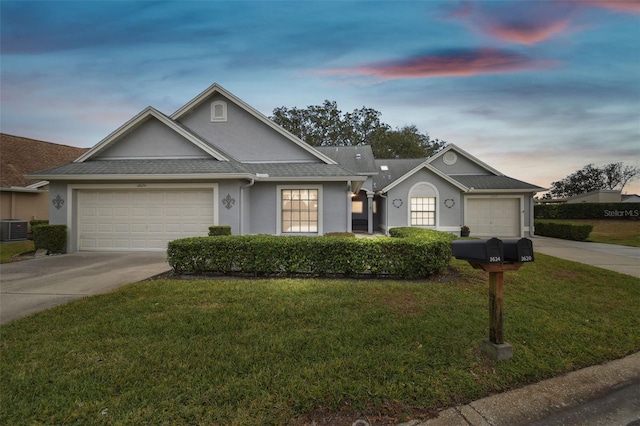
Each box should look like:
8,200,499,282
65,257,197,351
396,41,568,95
271,101,445,158
372,125,446,159
547,162,640,199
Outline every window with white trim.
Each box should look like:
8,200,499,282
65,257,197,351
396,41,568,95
281,188,319,233
409,182,438,227
211,101,227,122
410,197,436,226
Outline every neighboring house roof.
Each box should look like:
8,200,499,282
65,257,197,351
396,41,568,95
0,133,88,188
316,145,378,175
622,194,640,202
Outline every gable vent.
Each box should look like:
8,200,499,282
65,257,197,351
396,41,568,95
211,101,227,122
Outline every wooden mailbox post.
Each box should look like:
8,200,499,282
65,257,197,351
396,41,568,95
452,238,534,361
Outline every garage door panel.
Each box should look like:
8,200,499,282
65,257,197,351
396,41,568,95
467,198,520,238
78,189,214,251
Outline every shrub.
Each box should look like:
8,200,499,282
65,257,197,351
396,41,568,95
32,224,67,254
535,203,640,220
167,231,453,279
389,227,456,241
325,232,356,238
535,220,593,241
208,225,232,236
29,220,49,228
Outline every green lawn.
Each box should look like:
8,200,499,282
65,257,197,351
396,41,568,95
2,254,639,425
0,240,35,263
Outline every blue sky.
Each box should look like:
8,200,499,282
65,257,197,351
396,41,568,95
2,0,639,194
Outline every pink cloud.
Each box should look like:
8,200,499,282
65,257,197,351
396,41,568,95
442,1,577,45
484,19,571,45
319,49,556,80
589,0,640,13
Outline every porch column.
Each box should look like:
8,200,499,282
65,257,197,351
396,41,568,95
367,192,374,234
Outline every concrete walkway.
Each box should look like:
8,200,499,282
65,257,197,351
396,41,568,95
0,252,171,324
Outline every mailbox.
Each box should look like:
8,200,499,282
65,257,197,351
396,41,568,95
451,238,503,263
503,238,534,263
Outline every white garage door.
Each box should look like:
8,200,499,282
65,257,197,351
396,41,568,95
78,189,214,251
466,198,521,238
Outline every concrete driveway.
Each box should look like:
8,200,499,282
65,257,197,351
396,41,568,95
0,252,171,325
532,236,640,278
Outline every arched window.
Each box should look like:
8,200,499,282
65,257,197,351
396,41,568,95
409,183,438,227
211,101,227,122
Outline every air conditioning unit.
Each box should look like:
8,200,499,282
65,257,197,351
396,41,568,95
0,220,28,242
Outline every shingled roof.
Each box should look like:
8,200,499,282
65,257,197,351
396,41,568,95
0,134,88,187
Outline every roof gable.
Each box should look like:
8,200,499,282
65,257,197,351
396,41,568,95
0,133,88,187
379,160,467,193
171,83,337,165
374,145,545,193
428,144,502,176
75,107,229,163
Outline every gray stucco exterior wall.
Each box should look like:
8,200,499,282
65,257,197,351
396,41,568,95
95,118,210,159
177,94,319,163
430,154,491,175
247,181,349,235
383,169,462,234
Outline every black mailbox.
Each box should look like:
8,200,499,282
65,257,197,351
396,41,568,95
451,237,503,263
503,238,534,262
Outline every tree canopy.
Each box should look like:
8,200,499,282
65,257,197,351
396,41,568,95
545,162,639,199
270,101,445,158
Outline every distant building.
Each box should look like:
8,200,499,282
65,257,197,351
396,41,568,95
622,194,640,203
0,134,88,223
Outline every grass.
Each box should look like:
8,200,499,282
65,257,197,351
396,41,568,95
540,219,640,247
0,240,35,263
1,254,639,425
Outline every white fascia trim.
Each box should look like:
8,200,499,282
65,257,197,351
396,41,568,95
170,83,338,165
75,107,229,163
0,186,47,193
26,180,49,189
381,162,468,193
428,144,503,176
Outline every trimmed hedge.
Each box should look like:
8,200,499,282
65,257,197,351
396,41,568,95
32,224,67,254
29,220,49,228
388,227,454,239
167,231,454,279
534,220,593,241
535,203,640,220
208,226,232,236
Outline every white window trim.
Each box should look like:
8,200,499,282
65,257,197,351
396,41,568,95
408,182,439,228
276,184,323,235
211,100,227,122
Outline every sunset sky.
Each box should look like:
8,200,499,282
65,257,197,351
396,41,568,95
2,0,639,195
